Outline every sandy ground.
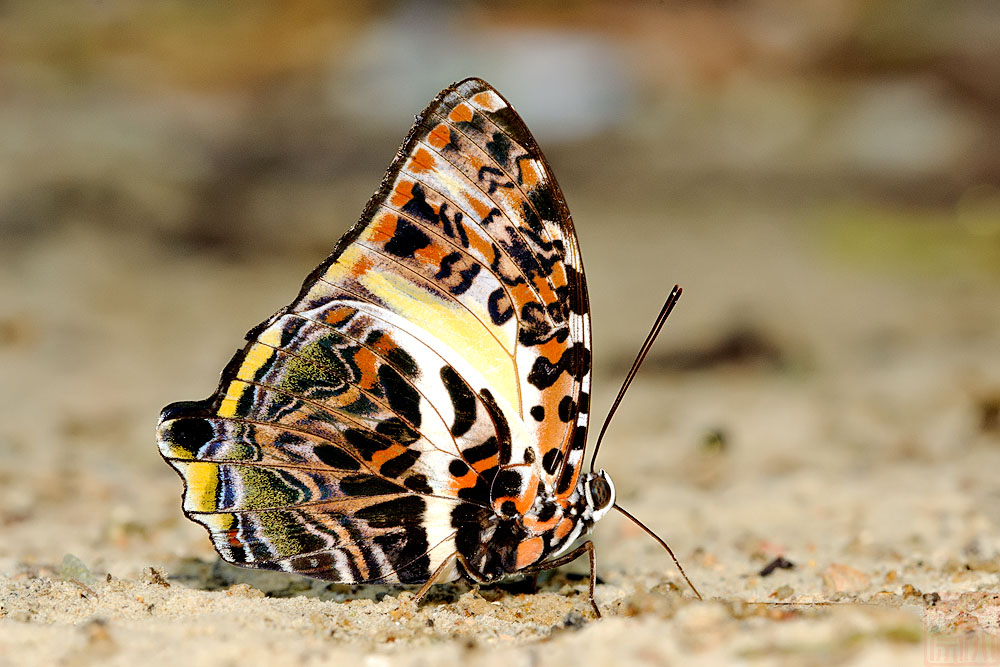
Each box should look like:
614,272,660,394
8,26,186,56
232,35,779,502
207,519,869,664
2,190,999,666
2,3,999,664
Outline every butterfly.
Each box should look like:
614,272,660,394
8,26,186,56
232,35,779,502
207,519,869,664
157,77,697,616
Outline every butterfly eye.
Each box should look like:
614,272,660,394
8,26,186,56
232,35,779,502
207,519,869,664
589,476,613,510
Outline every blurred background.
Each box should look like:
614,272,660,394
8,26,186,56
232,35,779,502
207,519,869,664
2,0,1000,611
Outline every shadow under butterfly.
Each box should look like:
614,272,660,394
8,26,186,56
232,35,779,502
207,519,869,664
157,77,701,617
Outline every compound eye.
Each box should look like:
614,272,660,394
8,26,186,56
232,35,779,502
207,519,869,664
589,476,612,510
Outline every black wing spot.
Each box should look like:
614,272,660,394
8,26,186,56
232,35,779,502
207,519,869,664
379,448,420,478
526,357,559,391
434,252,462,280
315,444,362,471
440,365,477,438
536,502,557,522
435,202,469,247
542,449,563,476
401,183,438,224
374,417,420,445
378,365,422,428
487,288,514,326
528,184,559,223
492,468,524,499
339,475,407,496
564,265,589,315
453,211,469,247
529,405,545,422
343,428,389,461
384,217,432,258
558,395,576,423
503,230,541,279
355,496,425,529
367,331,419,378
434,253,481,296
546,299,567,325
437,202,455,238
404,474,433,494
477,166,515,195
481,207,502,227
486,131,511,165
526,343,591,390
557,459,576,494
518,301,557,347
479,388,511,465
453,263,480,295
464,436,498,465
519,201,546,237
162,417,213,458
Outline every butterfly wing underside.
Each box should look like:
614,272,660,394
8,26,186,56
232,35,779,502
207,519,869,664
157,78,592,585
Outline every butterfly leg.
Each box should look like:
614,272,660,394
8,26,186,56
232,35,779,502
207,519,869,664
519,540,601,618
413,550,497,607
413,551,459,605
453,552,495,587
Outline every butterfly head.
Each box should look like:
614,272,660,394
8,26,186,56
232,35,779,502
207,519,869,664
582,469,616,523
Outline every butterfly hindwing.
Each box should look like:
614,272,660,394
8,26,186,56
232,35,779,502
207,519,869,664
157,78,593,585
158,301,495,583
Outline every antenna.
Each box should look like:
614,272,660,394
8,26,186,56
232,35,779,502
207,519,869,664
589,284,683,472
614,503,703,600
587,284,700,600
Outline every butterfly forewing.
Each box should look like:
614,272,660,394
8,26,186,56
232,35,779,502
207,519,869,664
157,78,592,586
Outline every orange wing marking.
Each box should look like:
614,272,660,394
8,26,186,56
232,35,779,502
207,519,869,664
429,102,569,292
409,137,561,325
422,114,569,300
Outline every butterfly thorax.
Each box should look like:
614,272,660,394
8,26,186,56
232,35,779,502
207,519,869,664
456,470,615,582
